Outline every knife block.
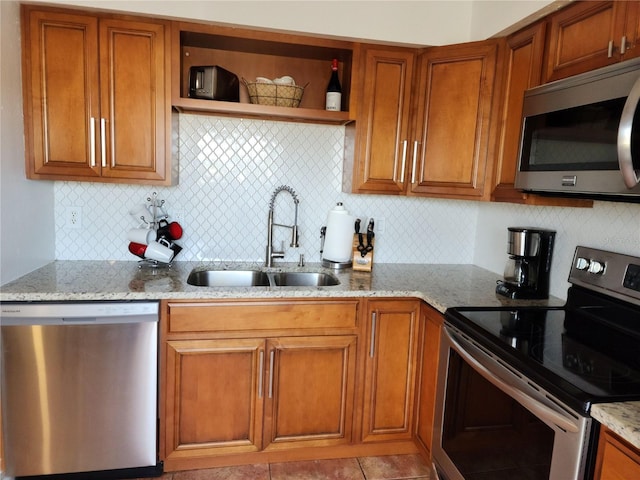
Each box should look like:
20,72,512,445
352,234,374,272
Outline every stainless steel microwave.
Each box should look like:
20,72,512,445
515,57,640,201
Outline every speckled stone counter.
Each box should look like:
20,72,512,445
0,260,564,313
592,402,640,449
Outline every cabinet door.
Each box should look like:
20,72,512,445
410,40,500,200
362,299,421,442
491,23,545,204
263,335,357,450
415,305,443,456
347,47,415,194
22,9,101,179
99,18,169,182
622,1,640,62
544,1,628,82
163,338,265,460
595,427,640,480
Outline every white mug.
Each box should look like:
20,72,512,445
127,228,156,245
144,239,174,263
129,204,153,225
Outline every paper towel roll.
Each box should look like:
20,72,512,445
323,203,356,263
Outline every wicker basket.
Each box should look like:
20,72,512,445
243,79,305,108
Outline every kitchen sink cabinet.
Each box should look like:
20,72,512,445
21,5,172,184
361,299,421,443
160,299,359,471
595,426,640,480
172,21,356,125
408,39,502,200
415,304,443,457
544,1,640,83
343,45,417,194
164,337,265,456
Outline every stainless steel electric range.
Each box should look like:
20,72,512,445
432,246,640,480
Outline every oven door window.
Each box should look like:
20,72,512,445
520,98,626,172
442,349,555,480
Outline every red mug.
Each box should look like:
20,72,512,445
128,242,147,258
158,220,183,240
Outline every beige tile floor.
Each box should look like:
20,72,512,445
147,454,431,480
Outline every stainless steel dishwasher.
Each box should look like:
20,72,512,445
0,301,162,479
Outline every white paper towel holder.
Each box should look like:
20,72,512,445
320,225,352,270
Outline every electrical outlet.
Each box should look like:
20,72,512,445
65,207,82,229
375,217,385,233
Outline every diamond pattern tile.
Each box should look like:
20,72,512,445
53,113,640,300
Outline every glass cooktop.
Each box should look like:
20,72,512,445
446,297,640,413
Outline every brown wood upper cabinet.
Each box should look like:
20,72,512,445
21,6,172,184
345,40,500,201
544,0,640,82
344,46,416,194
409,39,501,200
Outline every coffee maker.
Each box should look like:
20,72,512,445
496,227,556,299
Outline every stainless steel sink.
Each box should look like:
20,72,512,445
270,272,340,287
187,270,271,287
187,269,340,288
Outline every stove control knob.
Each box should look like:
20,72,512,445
576,257,590,270
588,260,605,275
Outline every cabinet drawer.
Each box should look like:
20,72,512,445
166,300,359,333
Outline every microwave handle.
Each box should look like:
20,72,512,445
618,76,640,188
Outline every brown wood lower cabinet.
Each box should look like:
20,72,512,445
415,304,443,456
160,297,431,471
361,299,421,443
595,426,640,480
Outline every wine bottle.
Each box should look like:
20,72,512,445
325,58,342,111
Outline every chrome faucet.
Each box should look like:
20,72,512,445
265,185,300,267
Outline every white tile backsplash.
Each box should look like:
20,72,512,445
54,114,479,264
54,113,640,301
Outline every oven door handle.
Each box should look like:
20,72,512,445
446,329,579,434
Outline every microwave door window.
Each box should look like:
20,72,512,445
522,98,626,172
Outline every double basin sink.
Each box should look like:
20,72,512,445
187,269,340,288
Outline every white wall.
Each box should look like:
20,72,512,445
470,0,565,39
474,201,640,299
27,0,555,45
0,1,56,285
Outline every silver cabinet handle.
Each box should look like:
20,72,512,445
268,349,275,398
258,350,265,398
100,118,107,168
369,312,377,358
608,39,614,58
411,140,419,184
445,328,579,433
399,140,407,183
90,117,96,167
621,35,628,55
618,75,640,188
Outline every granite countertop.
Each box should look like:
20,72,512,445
0,260,565,313
592,402,640,450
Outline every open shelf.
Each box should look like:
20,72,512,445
172,22,356,124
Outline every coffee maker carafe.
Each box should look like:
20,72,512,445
496,227,556,299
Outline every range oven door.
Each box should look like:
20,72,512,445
432,324,593,480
